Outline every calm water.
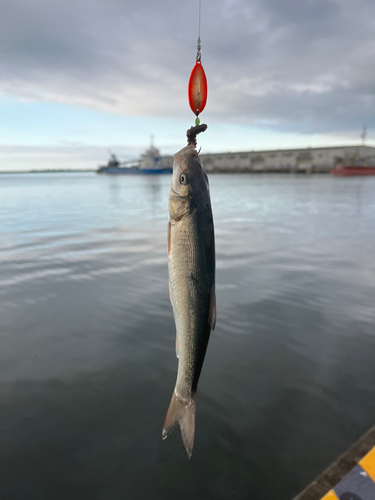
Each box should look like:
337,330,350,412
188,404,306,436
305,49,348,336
0,172,374,500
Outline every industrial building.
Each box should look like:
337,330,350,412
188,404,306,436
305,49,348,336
160,145,375,173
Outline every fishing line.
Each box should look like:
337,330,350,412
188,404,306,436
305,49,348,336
188,0,207,126
198,0,201,43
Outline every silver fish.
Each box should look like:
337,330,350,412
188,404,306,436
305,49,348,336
162,141,216,459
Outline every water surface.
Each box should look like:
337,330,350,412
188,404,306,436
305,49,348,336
0,172,374,500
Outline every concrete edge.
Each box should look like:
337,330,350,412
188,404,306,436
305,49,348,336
292,426,375,500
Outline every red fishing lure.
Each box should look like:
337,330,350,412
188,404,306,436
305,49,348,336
188,61,207,117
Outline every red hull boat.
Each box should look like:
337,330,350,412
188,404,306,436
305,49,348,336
331,165,375,176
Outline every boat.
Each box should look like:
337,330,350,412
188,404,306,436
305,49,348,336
331,154,375,176
97,154,139,174
331,165,375,176
97,146,172,175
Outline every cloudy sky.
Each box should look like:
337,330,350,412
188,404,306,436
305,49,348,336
1,0,375,170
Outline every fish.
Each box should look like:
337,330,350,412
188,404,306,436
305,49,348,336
162,133,216,459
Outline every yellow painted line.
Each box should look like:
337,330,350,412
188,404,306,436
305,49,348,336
359,445,375,481
320,490,339,500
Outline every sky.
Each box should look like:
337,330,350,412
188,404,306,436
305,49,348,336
1,0,375,171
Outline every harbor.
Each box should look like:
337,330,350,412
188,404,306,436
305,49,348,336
98,144,375,175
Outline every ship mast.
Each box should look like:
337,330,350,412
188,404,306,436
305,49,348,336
360,125,367,146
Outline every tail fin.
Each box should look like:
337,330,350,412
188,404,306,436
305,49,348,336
162,391,196,459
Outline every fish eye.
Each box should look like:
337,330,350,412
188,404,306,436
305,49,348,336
179,173,187,185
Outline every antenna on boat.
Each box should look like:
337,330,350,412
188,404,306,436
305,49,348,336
360,125,367,145
150,135,155,148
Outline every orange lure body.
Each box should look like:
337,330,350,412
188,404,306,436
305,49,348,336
188,62,208,116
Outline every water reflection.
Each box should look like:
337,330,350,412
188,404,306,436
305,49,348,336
0,173,375,500
140,175,164,214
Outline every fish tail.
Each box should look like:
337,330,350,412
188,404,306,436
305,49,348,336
162,391,196,459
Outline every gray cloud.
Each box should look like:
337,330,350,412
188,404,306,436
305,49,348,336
1,0,375,134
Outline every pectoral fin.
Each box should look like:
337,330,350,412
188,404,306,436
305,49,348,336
169,281,177,356
208,285,216,331
167,221,171,255
175,334,179,358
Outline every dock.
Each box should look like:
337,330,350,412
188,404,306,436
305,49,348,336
293,426,375,500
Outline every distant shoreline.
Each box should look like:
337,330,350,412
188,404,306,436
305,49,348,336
0,169,96,174
0,169,335,175
0,169,333,175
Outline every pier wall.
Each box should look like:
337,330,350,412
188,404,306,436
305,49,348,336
160,145,375,173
